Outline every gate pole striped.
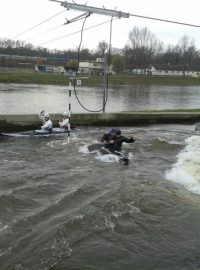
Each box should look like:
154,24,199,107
68,83,72,144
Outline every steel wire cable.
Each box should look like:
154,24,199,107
72,15,113,113
11,9,66,39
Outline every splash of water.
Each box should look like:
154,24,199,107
165,135,200,194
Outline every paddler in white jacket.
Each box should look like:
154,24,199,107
41,113,53,132
58,112,69,129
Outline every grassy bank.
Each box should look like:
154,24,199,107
1,69,200,86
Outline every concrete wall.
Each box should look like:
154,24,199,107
0,112,200,132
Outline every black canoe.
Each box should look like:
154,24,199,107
1,127,74,137
87,143,129,165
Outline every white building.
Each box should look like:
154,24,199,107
35,65,66,74
78,58,104,75
130,65,200,77
149,66,200,77
78,58,115,75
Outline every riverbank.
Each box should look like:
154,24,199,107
0,111,200,132
1,69,200,86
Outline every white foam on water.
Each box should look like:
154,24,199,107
165,135,200,194
95,154,120,163
78,140,101,154
104,216,115,232
78,144,90,154
128,152,134,160
1,133,28,137
158,136,183,145
0,223,9,234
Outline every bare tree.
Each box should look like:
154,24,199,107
97,40,108,56
125,26,163,73
177,35,198,75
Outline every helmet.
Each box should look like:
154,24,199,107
44,113,49,119
108,128,116,134
63,112,68,116
116,129,121,135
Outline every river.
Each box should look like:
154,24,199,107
0,83,200,269
0,83,200,114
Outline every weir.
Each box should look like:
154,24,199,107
0,112,200,132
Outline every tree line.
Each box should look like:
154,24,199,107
0,26,200,74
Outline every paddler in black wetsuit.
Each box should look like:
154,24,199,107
101,128,116,143
88,128,135,165
100,128,116,153
101,128,135,154
112,129,136,152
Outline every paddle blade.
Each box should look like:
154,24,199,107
120,157,129,165
88,143,104,152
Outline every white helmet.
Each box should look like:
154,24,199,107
44,113,49,119
63,112,68,116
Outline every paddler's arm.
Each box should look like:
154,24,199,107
127,136,136,143
120,136,136,144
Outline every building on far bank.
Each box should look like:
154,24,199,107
35,65,66,74
129,64,200,77
78,58,104,75
78,58,115,75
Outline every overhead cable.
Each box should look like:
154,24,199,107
11,9,66,40
9,8,200,46
37,18,117,46
24,24,64,43
129,13,200,28
36,12,200,47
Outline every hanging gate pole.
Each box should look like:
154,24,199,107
103,54,107,113
68,85,72,144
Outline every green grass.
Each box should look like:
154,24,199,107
0,71,69,85
1,69,200,86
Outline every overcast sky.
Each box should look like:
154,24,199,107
1,0,200,51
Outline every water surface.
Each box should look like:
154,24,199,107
1,83,200,269
1,124,200,269
1,83,200,114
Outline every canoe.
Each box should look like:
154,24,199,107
1,127,73,137
88,143,129,165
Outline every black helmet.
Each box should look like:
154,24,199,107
116,129,121,135
108,128,116,134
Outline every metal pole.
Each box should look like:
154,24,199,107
49,0,130,18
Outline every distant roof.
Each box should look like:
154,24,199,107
153,64,200,72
